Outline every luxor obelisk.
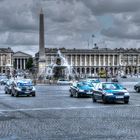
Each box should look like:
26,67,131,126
38,9,46,75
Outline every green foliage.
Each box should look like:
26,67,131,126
13,60,16,69
26,57,33,70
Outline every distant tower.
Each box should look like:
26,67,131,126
38,8,46,75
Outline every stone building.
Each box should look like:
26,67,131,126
13,51,32,70
36,8,140,78
35,47,140,77
0,48,13,74
0,48,33,75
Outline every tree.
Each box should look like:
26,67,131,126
26,57,33,70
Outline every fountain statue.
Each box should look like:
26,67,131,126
45,49,77,80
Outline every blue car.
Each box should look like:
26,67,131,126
92,82,129,104
69,81,94,98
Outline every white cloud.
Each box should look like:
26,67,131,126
0,0,140,56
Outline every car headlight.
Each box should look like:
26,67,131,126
124,92,129,96
79,89,84,92
16,87,22,91
32,86,36,91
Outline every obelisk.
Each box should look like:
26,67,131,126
38,8,46,75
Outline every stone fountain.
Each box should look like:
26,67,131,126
45,50,76,80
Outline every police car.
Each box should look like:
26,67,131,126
11,79,36,97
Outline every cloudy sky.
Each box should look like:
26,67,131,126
0,0,140,56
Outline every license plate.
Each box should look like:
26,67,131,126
116,96,124,99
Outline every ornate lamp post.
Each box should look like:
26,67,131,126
105,67,108,82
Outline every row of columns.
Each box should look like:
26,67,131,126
68,54,118,67
48,54,140,67
14,58,28,70
74,67,117,76
73,66,140,77
0,54,7,66
121,55,139,66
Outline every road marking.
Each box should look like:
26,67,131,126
0,104,140,112
0,95,8,97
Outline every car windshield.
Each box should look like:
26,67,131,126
102,83,124,90
78,82,93,88
17,82,33,87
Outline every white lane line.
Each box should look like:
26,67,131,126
0,95,8,97
0,104,140,112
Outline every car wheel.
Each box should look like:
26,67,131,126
92,94,96,102
69,89,73,97
32,94,36,97
124,100,129,104
136,88,140,93
11,92,14,96
9,90,11,94
15,91,19,97
70,92,73,97
102,96,107,104
75,92,80,98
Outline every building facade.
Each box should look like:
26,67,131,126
0,48,13,74
13,51,32,70
35,47,140,77
0,48,33,75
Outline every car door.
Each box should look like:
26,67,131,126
11,82,16,95
93,83,100,99
94,83,103,100
71,82,77,94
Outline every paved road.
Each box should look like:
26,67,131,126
0,78,140,140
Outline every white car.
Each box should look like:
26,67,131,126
57,79,72,85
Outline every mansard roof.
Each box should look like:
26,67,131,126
0,47,13,53
44,47,140,54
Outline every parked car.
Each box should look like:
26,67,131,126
69,81,94,98
11,79,36,97
111,77,118,82
4,79,14,94
57,79,72,85
134,82,140,93
121,75,127,78
86,78,100,87
92,82,129,104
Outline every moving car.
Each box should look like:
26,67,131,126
4,79,14,94
134,82,140,93
57,79,72,85
92,82,129,104
69,81,94,98
11,79,36,97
